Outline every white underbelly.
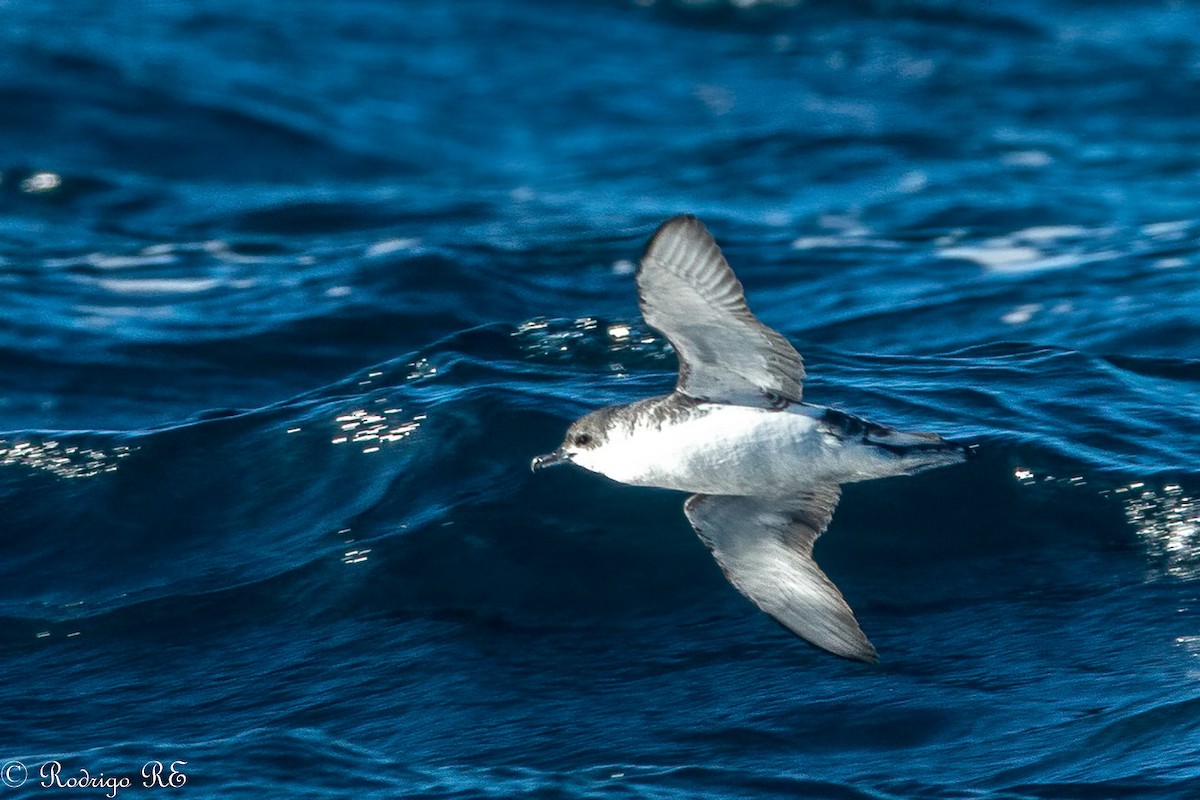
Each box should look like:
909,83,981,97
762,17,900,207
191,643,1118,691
585,404,829,495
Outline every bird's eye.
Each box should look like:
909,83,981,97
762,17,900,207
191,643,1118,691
573,433,592,447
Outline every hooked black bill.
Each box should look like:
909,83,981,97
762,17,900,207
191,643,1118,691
530,449,571,472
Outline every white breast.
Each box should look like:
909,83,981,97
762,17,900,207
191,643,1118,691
574,404,827,495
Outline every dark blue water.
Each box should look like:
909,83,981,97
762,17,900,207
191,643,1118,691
3,0,1199,796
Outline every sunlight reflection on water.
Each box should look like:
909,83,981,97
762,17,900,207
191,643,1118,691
0,438,134,479
513,317,671,376
329,408,424,453
1014,467,1200,582
1120,483,1200,580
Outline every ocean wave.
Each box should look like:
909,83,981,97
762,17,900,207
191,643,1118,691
4,0,1200,790
1,325,1195,655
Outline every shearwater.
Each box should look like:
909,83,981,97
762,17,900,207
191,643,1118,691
532,215,968,662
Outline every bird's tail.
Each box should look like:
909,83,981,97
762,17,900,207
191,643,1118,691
865,427,971,475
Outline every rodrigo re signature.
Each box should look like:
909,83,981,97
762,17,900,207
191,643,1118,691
1,759,187,798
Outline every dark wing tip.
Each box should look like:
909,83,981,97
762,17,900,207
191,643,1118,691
855,641,881,664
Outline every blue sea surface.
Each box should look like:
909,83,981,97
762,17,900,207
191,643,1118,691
2,0,1199,796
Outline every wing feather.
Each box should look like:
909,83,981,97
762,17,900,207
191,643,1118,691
684,490,878,663
637,216,804,407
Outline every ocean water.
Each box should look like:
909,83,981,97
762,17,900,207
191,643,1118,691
2,0,1199,796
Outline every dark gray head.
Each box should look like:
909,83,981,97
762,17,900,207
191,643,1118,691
530,407,621,472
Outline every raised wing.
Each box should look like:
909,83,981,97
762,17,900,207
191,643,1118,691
683,489,878,663
638,215,804,407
